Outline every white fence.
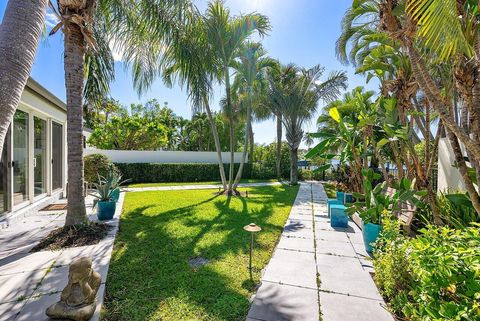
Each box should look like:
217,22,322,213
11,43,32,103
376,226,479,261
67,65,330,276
84,148,246,164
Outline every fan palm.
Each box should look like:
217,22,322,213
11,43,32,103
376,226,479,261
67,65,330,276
269,64,347,184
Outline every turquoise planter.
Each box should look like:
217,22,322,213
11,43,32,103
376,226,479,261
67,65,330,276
327,199,342,217
336,191,345,203
97,200,116,221
362,222,382,253
345,193,354,204
110,187,120,202
330,204,348,228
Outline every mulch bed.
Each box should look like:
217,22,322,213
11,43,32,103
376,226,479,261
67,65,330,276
31,223,112,252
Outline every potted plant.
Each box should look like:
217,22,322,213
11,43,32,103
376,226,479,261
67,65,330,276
347,169,390,253
91,174,116,220
105,168,130,202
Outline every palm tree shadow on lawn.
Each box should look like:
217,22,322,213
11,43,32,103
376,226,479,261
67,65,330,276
103,185,297,321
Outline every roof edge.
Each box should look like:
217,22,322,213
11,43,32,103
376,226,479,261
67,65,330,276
25,77,66,111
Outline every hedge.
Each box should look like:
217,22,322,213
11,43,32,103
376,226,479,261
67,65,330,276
115,163,253,183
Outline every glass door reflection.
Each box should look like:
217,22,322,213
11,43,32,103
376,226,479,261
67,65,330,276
34,117,47,197
13,110,29,205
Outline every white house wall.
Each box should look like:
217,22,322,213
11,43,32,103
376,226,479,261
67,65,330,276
85,149,247,164
437,137,467,193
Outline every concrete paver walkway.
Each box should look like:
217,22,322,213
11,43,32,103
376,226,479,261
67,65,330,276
0,194,123,321
247,182,394,321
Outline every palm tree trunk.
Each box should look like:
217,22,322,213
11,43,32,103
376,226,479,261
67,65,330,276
408,45,480,162
276,113,282,179
204,98,227,190
446,128,480,216
290,147,299,185
64,21,87,226
249,121,254,164
233,100,252,189
0,0,48,151
224,68,235,194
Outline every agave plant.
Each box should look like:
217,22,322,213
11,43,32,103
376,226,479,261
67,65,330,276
105,168,131,190
90,174,115,203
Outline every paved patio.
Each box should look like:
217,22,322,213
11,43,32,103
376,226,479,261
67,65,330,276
0,194,123,321
247,182,394,321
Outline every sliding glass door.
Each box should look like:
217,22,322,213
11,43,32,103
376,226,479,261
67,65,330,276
13,110,29,206
0,128,11,215
34,117,47,197
52,122,63,190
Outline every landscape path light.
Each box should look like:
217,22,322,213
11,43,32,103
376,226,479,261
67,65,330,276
243,223,261,280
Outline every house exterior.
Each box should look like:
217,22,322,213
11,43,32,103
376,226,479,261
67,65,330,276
0,78,67,219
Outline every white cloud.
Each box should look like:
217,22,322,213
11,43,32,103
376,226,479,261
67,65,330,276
45,12,59,29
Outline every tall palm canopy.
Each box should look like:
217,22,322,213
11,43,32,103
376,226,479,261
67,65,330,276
268,64,347,184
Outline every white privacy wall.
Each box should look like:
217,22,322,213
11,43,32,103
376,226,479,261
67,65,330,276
437,137,466,193
84,149,246,164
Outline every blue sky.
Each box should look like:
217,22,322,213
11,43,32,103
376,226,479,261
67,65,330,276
1,0,377,146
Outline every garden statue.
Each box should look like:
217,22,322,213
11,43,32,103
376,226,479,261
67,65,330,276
46,257,101,321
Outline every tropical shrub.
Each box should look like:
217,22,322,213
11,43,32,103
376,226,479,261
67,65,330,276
252,142,290,179
374,221,480,320
84,154,117,184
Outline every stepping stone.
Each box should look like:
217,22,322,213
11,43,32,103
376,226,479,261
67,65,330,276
316,240,357,258
276,236,315,253
319,291,394,321
316,254,383,300
346,229,364,244
0,269,45,303
284,219,313,229
282,225,314,239
0,251,59,276
263,249,316,288
315,230,350,243
0,299,24,321
248,282,319,321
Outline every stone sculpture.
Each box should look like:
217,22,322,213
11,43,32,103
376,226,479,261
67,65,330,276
46,257,101,321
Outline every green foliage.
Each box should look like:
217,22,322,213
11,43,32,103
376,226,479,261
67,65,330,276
437,192,480,228
115,163,253,184
374,222,480,320
373,217,412,312
252,142,290,179
87,99,244,152
347,169,424,224
84,154,116,184
90,174,115,202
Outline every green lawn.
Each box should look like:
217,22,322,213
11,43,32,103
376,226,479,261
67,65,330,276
102,185,299,321
127,178,278,188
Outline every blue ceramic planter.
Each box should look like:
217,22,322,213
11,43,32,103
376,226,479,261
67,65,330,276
336,191,345,204
330,204,349,228
362,222,382,253
110,187,120,202
97,200,116,220
344,193,354,204
327,199,342,217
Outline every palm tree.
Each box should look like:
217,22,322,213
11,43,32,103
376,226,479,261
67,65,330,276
338,0,480,218
47,0,193,226
230,42,276,188
140,8,229,190
204,0,270,195
0,0,49,154
269,64,347,184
